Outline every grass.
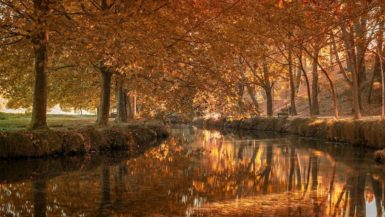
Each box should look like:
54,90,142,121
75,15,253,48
0,113,97,131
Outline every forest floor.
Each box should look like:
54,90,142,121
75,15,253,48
0,113,96,131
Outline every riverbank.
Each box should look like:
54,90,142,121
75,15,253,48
0,124,169,159
0,113,96,131
194,117,385,149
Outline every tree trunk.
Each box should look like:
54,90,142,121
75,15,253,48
240,69,259,114
96,68,113,126
237,83,244,114
341,24,361,119
132,95,137,118
369,20,384,104
295,57,302,93
330,32,353,86
262,58,273,116
245,83,259,114
298,56,312,116
127,94,137,120
311,48,320,115
369,55,381,104
115,75,127,123
317,64,340,119
29,0,49,130
354,18,367,83
265,88,273,116
378,47,385,119
352,61,362,119
30,35,48,130
288,48,297,115
302,45,339,118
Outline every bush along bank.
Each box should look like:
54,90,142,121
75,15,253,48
194,117,385,149
0,124,169,159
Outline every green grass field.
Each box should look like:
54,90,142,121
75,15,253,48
0,113,97,131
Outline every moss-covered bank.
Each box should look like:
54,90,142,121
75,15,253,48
0,124,169,159
194,117,385,149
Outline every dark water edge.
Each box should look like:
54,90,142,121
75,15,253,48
0,125,384,216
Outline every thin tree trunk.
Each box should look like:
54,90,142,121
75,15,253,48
354,18,367,83
318,64,340,119
265,88,273,116
240,70,259,114
97,68,113,126
329,42,333,66
238,55,260,114
296,57,302,93
115,75,127,123
127,94,137,120
298,55,312,116
352,63,362,119
302,46,339,118
262,58,273,116
288,48,297,115
126,93,131,119
131,95,137,119
378,48,385,119
368,55,380,104
369,20,384,104
341,24,361,119
311,47,320,115
330,32,352,86
237,83,244,114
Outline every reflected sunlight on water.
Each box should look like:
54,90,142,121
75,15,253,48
0,126,383,216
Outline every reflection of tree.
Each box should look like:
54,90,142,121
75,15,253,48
299,153,320,216
236,142,259,197
262,144,272,194
371,176,383,217
347,171,366,217
4,128,385,216
288,147,299,191
114,164,128,211
311,155,319,192
344,149,367,217
237,143,245,160
295,153,302,191
33,179,47,217
98,164,111,217
311,154,320,216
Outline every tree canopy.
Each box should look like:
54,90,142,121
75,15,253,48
0,0,385,128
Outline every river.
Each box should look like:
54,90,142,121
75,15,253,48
0,126,383,217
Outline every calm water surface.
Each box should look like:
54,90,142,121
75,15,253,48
0,126,384,217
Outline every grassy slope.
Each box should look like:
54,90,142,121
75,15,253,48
261,65,384,118
0,113,96,131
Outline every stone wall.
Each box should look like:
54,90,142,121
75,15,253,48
194,117,385,149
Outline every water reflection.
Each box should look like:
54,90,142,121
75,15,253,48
0,126,384,216
32,179,46,217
